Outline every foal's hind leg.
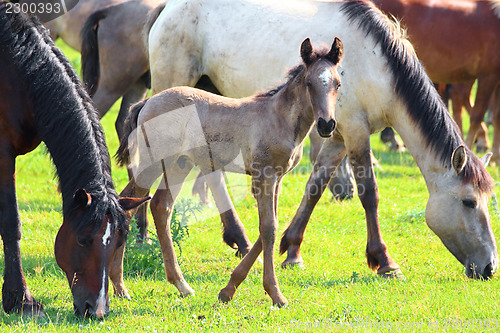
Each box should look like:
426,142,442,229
0,157,44,317
150,165,194,297
280,138,346,268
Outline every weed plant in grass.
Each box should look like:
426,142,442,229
0,40,499,331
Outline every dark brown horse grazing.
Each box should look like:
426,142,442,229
372,0,500,161
0,4,146,317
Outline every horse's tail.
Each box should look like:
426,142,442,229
116,99,149,166
81,7,109,97
143,2,166,50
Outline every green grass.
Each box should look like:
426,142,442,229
1,41,500,332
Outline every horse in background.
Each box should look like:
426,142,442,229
372,0,500,162
0,4,146,317
117,37,344,306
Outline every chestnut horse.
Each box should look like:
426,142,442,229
117,38,343,306
372,0,500,161
148,0,497,282
0,5,146,317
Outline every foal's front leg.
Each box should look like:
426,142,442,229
219,174,287,307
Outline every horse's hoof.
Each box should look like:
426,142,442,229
114,289,131,300
218,291,232,304
281,259,305,269
377,267,405,280
235,247,250,258
272,297,288,308
175,280,195,297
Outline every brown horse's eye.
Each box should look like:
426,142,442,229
306,81,313,89
77,236,94,248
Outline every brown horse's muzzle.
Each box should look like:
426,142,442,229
317,117,336,137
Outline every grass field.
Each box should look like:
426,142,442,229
1,41,500,332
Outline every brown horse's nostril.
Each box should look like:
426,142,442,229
482,262,494,280
317,117,336,137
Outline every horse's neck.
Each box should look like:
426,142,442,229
390,101,452,189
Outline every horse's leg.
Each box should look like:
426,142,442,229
150,165,195,297
202,170,252,257
380,127,404,151
490,85,500,165
465,76,498,149
0,157,43,317
191,172,211,206
450,84,464,135
347,137,401,277
280,138,346,268
310,130,354,200
110,177,155,298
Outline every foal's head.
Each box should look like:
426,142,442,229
55,189,148,318
301,37,343,137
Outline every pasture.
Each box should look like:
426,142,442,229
1,40,500,332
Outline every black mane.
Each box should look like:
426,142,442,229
341,0,493,192
0,3,125,233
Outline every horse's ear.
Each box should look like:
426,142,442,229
301,38,315,65
480,152,492,167
119,196,151,211
73,188,92,208
451,145,467,174
326,37,344,65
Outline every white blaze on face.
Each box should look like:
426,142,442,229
95,272,107,316
102,221,111,246
319,68,332,87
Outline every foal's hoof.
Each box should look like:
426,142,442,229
14,302,46,319
218,291,232,304
235,247,250,258
175,280,195,297
114,289,131,300
377,267,405,280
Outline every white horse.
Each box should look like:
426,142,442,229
143,0,497,302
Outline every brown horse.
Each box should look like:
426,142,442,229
116,38,343,306
0,5,146,317
372,0,500,161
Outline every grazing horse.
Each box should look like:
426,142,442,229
117,38,343,306
372,0,500,161
148,0,497,280
0,5,146,317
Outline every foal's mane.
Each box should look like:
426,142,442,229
341,0,493,193
256,47,333,98
0,3,124,233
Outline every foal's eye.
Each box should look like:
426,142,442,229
462,199,477,209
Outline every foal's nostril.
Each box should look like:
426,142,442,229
317,117,336,137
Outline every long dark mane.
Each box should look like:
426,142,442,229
341,0,493,192
0,3,125,233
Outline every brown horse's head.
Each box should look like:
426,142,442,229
301,37,343,138
55,189,148,318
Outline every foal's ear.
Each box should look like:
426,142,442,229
301,38,315,65
73,188,92,208
451,145,467,174
118,196,151,211
326,37,344,65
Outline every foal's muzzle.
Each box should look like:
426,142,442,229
317,117,336,137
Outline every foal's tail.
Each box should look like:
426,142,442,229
116,99,149,166
81,7,109,97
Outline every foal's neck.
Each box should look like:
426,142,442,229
270,70,315,145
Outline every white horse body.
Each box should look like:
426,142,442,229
149,0,497,280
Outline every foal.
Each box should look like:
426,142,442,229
117,38,343,306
